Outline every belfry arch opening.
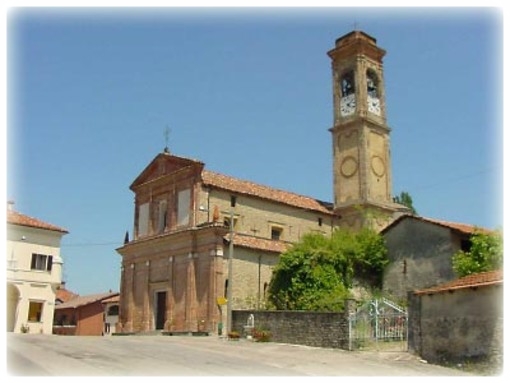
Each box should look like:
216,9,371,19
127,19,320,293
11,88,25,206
341,70,355,97
366,69,379,98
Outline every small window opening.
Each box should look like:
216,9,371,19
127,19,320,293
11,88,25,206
28,301,43,322
271,227,283,241
460,238,472,252
224,216,238,230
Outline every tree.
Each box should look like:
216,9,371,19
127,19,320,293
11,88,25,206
393,191,417,215
267,228,388,311
452,230,503,277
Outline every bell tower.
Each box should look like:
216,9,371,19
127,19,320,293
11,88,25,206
328,31,407,230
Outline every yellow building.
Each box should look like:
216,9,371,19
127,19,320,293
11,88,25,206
116,30,407,335
6,202,68,334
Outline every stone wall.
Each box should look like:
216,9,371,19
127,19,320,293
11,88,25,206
204,188,336,243
232,300,355,350
383,217,462,301
229,247,280,310
408,285,503,365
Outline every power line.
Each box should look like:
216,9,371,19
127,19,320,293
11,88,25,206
62,241,121,248
402,166,501,193
61,168,501,248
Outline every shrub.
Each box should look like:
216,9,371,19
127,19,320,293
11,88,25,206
253,328,271,342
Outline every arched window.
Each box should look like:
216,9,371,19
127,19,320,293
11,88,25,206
366,69,379,98
107,305,119,316
341,71,355,97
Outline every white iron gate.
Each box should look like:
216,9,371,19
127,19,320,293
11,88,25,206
348,298,408,351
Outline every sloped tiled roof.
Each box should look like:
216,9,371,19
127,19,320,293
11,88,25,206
54,292,118,310
7,209,68,234
381,214,491,235
129,152,336,216
226,233,291,254
56,287,79,303
419,216,492,235
101,295,120,304
202,170,335,215
415,270,503,296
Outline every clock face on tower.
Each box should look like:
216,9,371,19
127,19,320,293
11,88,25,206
340,93,356,116
367,95,381,115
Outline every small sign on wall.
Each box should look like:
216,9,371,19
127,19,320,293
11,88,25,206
216,297,227,306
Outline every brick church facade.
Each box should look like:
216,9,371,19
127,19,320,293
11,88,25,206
116,30,408,335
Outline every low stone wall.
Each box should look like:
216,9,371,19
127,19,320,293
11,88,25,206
232,300,355,350
52,325,77,336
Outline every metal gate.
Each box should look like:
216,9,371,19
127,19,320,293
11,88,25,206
348,298,407,351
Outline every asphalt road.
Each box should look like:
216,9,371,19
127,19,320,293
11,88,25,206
6,333,471,376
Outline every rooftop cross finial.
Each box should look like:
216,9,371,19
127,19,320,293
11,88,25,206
164,125,171,153
353,21,359,31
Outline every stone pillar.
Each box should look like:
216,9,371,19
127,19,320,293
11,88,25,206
165,256,175,331
208,251,217,334
185,253,197,332
407,290,421,356
123,263,135,333
342,298,357,350
142,260,151,331
118,265,126,333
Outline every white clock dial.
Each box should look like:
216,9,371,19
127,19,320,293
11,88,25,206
340,93,356,116
367,96,381,115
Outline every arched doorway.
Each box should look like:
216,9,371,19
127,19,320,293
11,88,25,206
7,283,20,332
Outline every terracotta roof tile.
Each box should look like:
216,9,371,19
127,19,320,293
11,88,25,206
101,295,120,304
226,233,291,253
419,216,492,235
381,214,491,235
202,170,335,215
56,288,79,303
55,292,118,310
7,209,68,234
415,270,503,295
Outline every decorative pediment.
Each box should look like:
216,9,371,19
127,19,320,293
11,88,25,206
129,152,204,191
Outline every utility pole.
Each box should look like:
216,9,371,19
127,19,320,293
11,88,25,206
226,197,235,334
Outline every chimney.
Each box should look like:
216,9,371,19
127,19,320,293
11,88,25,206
7,200,15,211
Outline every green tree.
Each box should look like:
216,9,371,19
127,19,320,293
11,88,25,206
452,230,503,277
267,228,388,311
393,191,417,215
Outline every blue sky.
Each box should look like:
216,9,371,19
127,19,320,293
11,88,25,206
6,8,503,295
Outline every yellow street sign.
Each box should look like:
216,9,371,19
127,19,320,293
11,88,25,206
216,297,227,305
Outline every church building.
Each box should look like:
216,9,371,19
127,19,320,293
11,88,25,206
115,30,408,335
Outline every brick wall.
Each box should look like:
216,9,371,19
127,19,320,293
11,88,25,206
232,300,355,350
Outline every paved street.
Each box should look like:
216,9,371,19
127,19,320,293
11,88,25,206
6,333,470,376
